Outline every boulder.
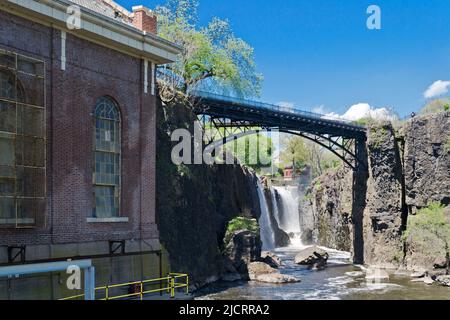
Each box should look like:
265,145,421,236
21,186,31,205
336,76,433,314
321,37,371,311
261,251,283,268
247,262,300,284
247,262,277,280
365,268,390,281
410,270,428,278
224,230,262,275
294,246,329,269
435,275,450,287
433,257,448,269
221,258,243,282
254,273,300,284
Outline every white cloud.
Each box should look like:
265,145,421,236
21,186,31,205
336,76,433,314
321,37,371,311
323,103,397,122
424,80,450,99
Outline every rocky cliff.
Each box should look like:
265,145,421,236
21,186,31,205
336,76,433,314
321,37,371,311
156,96,262,288
363,122,406,267
308,112,450,270
308,168,353,252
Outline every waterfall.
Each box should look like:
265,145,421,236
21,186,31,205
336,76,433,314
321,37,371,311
272,186,303,247
256,180,275,250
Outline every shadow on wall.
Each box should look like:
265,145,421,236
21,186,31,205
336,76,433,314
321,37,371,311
352,141,369,265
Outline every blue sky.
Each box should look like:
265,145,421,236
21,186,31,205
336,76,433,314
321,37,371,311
117,0,450,117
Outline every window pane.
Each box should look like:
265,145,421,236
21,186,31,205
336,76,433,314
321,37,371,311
16,166,45,198
0,197,15,220
16,198,43,224
0,137,14,166
17,104,45,137
0,102,16,133
0,70,15,100
16,136,45,167
94,186,118,218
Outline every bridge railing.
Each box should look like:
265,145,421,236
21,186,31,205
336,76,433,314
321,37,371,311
192,90,365,129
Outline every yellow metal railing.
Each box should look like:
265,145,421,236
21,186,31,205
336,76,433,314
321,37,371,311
60,273,189,300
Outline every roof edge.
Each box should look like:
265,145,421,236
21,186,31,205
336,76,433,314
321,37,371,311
2,0,182,64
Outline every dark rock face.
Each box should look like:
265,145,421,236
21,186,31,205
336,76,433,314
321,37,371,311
294,246,329,269
403,113,450,211
363,122,406,267
297,167,315,245
307,112,449,270
401,113,450,270
308,169,353,252
224,230,262,278
156,97,262,288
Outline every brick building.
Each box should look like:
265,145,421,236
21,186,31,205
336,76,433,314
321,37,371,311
0,0,180,299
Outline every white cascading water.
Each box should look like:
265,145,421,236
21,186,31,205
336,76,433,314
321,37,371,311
256,180,275,250
272,186,303,247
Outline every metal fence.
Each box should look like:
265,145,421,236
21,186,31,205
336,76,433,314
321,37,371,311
60,273,189,300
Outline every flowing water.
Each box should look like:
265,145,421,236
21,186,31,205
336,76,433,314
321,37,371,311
195,246,450,300
196,184,449,300
272,186,302,247
256,180,275,250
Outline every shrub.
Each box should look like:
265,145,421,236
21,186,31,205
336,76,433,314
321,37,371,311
314,180,322,191
403,203,450,267
224,217,259,245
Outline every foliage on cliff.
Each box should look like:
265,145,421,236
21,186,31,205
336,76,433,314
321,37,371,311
224,217,259,245
403,203,450,265
420,98,450,115
156,0,263,98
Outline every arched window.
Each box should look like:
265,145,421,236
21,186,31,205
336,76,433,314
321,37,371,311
93,97,121,218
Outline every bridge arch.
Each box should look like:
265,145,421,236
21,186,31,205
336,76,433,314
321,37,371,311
203,128,362,171
192,91,368,171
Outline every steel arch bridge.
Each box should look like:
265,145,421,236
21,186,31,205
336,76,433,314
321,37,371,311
191,91,368,171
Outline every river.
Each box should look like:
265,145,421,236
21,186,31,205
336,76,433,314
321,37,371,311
195,183,449,300
195,245,449,300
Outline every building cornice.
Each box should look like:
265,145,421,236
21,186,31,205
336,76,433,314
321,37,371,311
1,0,182,64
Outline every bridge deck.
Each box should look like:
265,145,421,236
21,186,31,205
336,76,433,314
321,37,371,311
192,91,367,140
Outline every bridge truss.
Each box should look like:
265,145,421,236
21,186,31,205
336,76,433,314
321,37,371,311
191,91,368,171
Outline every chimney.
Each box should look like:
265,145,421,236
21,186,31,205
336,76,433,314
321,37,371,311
132,6,157,35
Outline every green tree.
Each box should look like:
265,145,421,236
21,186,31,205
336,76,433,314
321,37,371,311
156,0,263,98
224,133,273,173
279,136,309,170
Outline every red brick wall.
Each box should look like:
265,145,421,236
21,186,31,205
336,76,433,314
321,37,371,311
0,10,158,246
132,10,158,35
